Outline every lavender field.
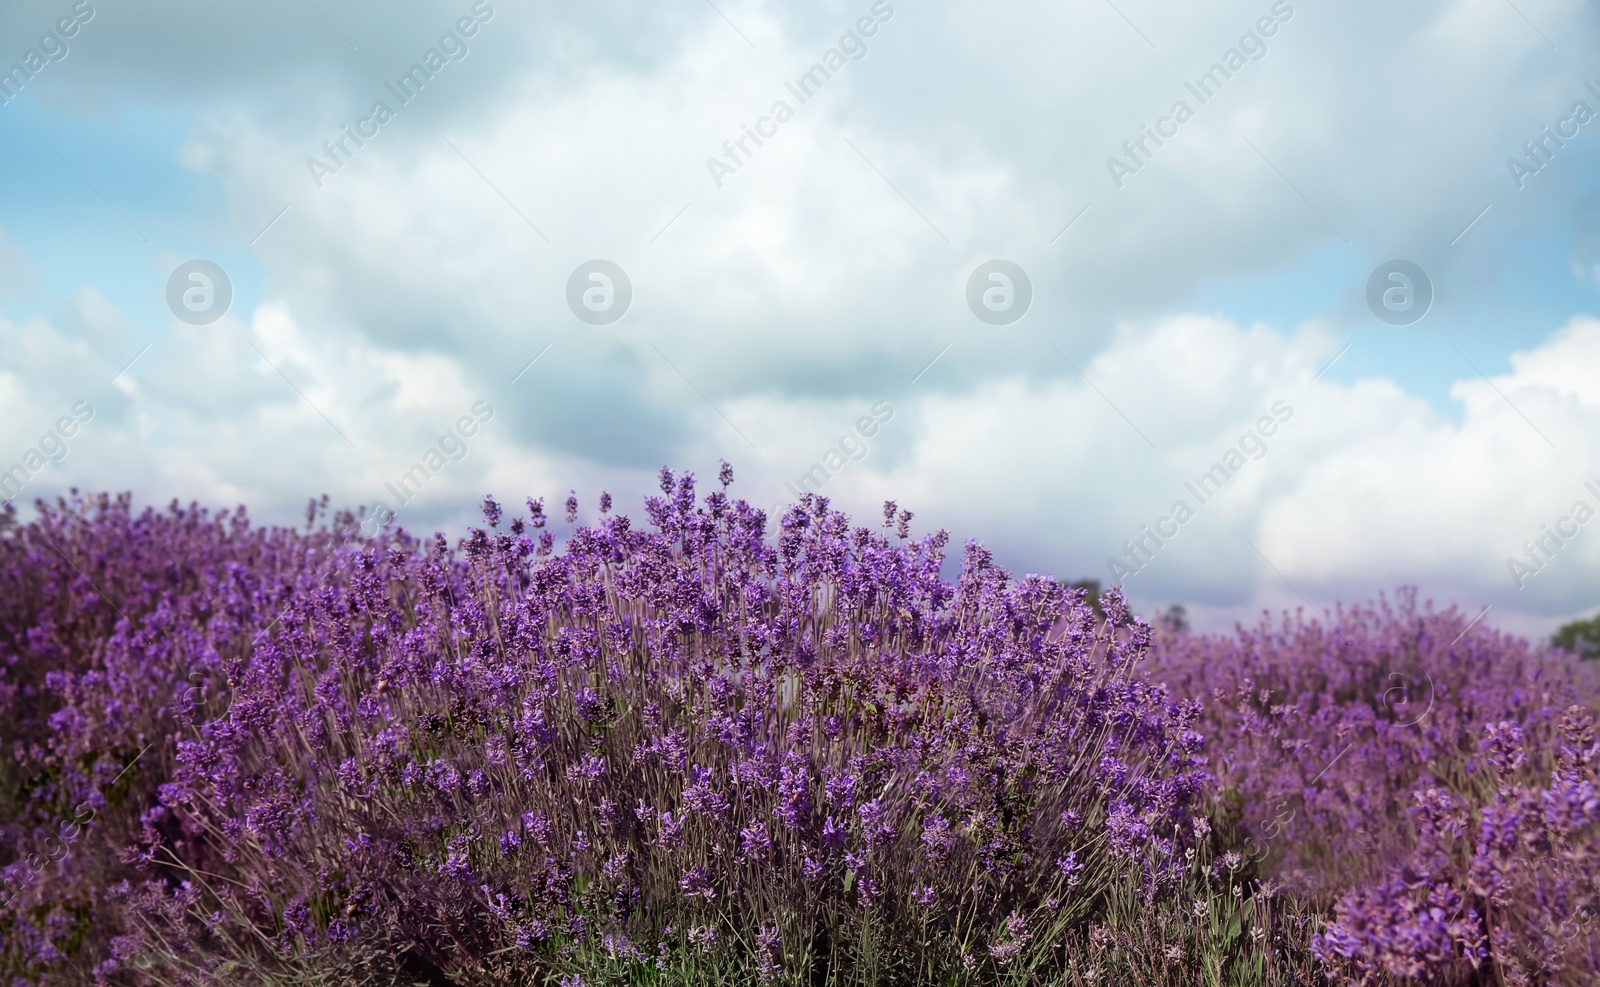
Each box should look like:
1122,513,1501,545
7,0,1600,981
1,471,1596,986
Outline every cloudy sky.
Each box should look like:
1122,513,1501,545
1,0,1598,637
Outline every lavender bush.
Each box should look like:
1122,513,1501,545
2,474,1597,985
0,492,350,978
1146,593,1600,985
4,471,1217,985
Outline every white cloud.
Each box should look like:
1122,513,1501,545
2,0,1598,645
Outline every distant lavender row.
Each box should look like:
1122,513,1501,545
1146,592,1600,983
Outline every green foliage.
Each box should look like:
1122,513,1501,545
1553,612,1600,661
540,848,1336,987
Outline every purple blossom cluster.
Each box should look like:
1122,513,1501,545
0,473,1209,984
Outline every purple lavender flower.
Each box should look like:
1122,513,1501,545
1481,720,1527,777
679,866,716,902
498,829,521,856
803,856,823,882
740,820,772,863
859,798,896,852
754,923,782,982
921,814,955,864
656,810,684,851
825,772,857,811
822,815,848,851
522,811,553,847
573,688,609,724
776,754,811,830
564,753,607,784
1058,850,1084,887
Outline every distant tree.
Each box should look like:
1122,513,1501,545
1551,613,1600,661
1158,604,1189,633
